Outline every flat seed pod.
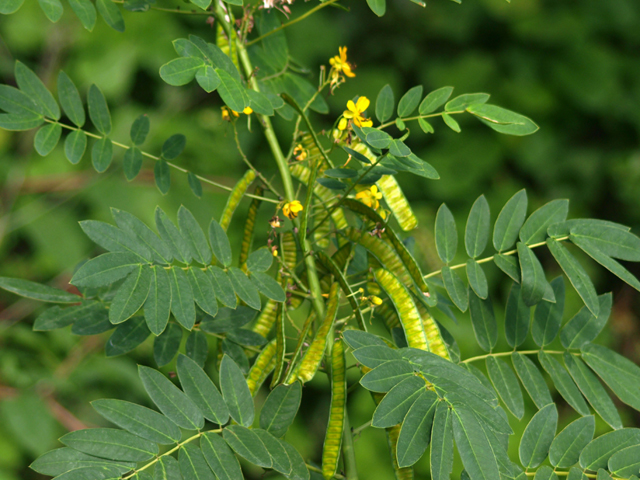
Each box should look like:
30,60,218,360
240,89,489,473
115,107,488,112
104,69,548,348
322,339,346,480
377,175,418,231
251,299,278,338
290,283,340,383
375,268,428,351
220,169,256,231
246,339,277,396
239,187,262,269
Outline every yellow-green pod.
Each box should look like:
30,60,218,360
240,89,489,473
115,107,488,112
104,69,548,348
270,302,286,388
350,140,377,163
367,268,381,297
313,199,331,249
251,298,278,338
387,423,414,480
374,268,429,351
283,311,316,384
332,242,354,274
343,198,429,293
216,24,240,74
290,163,348,230
290,282,340,384
317,251,366,331
416,302,450,360
281,231,297,271
376,175,418,232
239,186,263,270
246,339,277,396
322,338,346,480
300,132,322,163
220,169,256,232
375,302,401,330
347,228,412,287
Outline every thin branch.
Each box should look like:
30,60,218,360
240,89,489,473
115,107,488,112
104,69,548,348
423,236,570,280
461,349,577,364
377,110,465,130
44,119,279,204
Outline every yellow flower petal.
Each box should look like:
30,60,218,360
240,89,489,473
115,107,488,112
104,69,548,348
356,96,370,112
347,100,357,113
338,118,348,130
243,107,253,115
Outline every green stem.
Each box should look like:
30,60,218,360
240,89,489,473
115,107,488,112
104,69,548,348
461,349,578,364
122,430,219,479
307,463,345,480
377,110,465,130
351,420,371,437
423,236,570,280
342,411,359,480
43,119,278,204
245,0,343,46
221,1,325,320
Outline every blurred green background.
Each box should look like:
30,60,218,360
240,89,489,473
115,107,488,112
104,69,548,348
1,0,640,478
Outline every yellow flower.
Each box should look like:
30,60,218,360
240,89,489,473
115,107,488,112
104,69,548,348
293,144,307,161
282,200,303,220
355,185,383,210
342,96,373,129
221,106,252,121
330,46,356,78
329,46,356,90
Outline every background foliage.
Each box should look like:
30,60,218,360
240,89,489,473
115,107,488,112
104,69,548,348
0,0,639,478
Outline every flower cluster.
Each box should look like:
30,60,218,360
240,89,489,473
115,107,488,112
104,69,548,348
329,46,356,90
221,106,253,121
338,96,373,131
293,144,307,161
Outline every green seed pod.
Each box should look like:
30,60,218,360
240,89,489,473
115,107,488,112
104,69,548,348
344,199,429,293
270,302,286,388
251,298,278,338
375,301,401,330
281,231,297,272
314,198,331,249
375,268,429,351
220,169,256,232
239,186,263,270
377,175,418,232
216,24,240,74
416,301,450,360
246,339,277,396
283,311,316,384
317,251,366,331
346,227,412,287
322,338,346,480
290,282,340,384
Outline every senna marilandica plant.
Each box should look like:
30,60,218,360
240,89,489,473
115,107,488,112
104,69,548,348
2,0,640,479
